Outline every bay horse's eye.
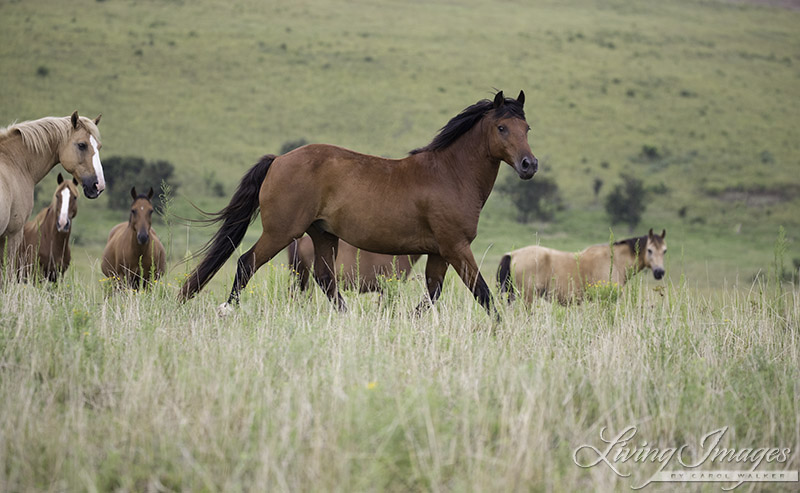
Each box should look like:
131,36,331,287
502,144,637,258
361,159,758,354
497,125,507,133
77,142,88,151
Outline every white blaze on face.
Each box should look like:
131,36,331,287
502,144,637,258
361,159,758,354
89,135,105,191
58,187,71,230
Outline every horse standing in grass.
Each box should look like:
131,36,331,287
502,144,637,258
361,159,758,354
0,112,105,271
288,236,421,293
101,187,166,289
18,174,80,282
180,90,537,318
497,229,667,304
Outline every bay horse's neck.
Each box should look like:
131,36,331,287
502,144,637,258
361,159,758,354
35,206,69,256
1,132,61,183
432,119,500,208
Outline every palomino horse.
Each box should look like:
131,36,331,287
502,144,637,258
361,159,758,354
497,229,667,304
180,90,537,317
18,173,80,282
288,236,422,293
0,112,104,269
101,187,166,289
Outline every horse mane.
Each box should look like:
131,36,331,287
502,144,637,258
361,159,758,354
409,94,526,155
0,116,99,155
614,235,649,257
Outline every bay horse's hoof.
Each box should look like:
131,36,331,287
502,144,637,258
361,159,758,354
217,302,235,317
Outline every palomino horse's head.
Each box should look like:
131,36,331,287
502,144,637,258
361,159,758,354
59,111,105,199
644,229,667,280
486,91,538,180
53,173,79,233
129,187,155,245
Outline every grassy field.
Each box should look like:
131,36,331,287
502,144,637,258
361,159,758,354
1,0,799,490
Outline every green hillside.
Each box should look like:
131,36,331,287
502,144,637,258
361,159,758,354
1,0,798,291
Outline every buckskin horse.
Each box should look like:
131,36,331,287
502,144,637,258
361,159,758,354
180,90,537,317
497,229,667,304
0,112,104,272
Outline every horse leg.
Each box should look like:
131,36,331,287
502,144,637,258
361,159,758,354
306,225,346,311
415,254,449,314
288,239,310,292
440,244,498,320
225,233,290,307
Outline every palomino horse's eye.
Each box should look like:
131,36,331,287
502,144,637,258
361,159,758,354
77,142,88,151
648,249,653,255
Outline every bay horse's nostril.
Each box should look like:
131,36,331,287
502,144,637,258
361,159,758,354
532,156,539,171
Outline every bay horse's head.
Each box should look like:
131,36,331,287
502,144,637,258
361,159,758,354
53,173,79,233
59,111,105,199
644,229,667,280
486,91,537,180
129,187,155,245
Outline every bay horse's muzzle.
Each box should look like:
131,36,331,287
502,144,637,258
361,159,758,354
516,156,538,180
137,230,150,245
653,267,665,280
81,177,103,199
57,219,71,233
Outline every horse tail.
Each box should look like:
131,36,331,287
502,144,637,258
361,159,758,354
179,154,275,301
497,254,516,303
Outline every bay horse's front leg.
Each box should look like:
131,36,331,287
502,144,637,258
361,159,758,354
441,243,498,320
307,226,347,312
415,254,449,315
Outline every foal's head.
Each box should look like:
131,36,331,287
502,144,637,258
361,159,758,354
129,187,155,245
485,91,538,180
644,229,667,280
53,173,79,233
59,111,105,199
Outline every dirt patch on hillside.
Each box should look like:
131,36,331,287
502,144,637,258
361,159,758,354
716,184,800,207
726,0,800,9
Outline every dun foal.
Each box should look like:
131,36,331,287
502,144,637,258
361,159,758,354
18,173,79,282
288,236,421,293
497,229,667,304
101,187,166,289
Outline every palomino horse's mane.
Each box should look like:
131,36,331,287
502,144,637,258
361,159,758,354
0,116,98,155
614,235,659,256
409,95,526,155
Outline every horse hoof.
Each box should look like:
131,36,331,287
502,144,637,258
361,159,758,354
217,302,234,317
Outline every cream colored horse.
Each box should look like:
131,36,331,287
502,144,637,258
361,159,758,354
0,112,104,271
497,229,667,304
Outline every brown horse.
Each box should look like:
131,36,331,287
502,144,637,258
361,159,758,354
288,236,421,293
497,229,667,304
101,187,166,289
180,90,537,317
18,173,80,282
0,112,104,271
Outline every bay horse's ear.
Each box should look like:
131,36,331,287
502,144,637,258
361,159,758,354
648,228,654,238
72,177,79,186
517,90,525,106
661,229,666,239
147,187,154,200
57,173,64,185
131,187,137,200
94,114,102,126
493,91,505,109
71,111,79,129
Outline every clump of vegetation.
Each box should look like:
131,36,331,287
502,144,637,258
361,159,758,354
498,173,564,223
35,66,49,77
605,173,647,232
280,138,309,155
102,156,179,211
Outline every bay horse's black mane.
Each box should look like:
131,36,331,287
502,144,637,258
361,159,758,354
409,94,526,155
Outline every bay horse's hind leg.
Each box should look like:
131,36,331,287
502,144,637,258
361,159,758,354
307,224,347,311
225,233,293,307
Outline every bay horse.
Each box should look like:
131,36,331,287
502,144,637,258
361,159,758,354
18,173,80,282
101,187,166,289
0,112,104,271
497,229,667,304
288,236,421,293
180,90,537,317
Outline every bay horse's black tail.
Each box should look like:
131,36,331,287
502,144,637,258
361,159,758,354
497,254,516,303
179,155,275,301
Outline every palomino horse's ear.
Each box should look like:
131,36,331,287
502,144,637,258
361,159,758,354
517,90,525,106
94,114,102,126
648,228,654,238
147,187,154,200
57,173,64,185
661,229,666,239
131,187,137,200
73,177,79,186
71,111,79,129
493,91,505,109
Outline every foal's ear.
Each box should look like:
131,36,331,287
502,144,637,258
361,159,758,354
147,187,154,200
57,173,64,185
517,90,525,106
71,111,79,129
648,228,654,238
493,91,505,108
661,229,666,239
94,114,102,126
131,187,137,200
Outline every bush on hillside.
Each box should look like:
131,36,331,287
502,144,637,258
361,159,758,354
498,172,564,223
605,173,647,232
102,156,179,211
